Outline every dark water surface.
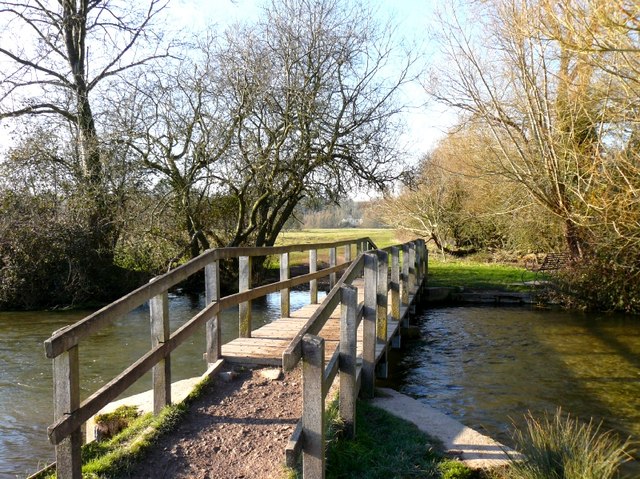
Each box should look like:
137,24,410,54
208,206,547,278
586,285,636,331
396,306,640,475
0,290,322,478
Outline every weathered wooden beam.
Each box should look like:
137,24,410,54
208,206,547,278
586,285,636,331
302,334,325,479
309,249,318,304
205,260,221,363
339,285,358,439
53,345,81,479
390,246,400,322
401,243,410,307
280,252,290,318
239,256,252,338
376,250,389,344
362,253,377,399
150,287,170,414
329,247,337,290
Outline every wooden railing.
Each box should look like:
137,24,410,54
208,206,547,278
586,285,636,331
282,239,428,477
43,237,377,479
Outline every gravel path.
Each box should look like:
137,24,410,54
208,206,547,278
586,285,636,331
122,365,302,479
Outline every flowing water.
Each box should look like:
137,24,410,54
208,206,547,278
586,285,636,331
0,290,323,478
4,300,639,477
396,306,640,475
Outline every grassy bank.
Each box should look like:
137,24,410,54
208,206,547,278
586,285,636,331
428,259,534,291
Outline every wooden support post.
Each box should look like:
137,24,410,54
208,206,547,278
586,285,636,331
52,345,81,479
150,288,171,414
344,244,351,263
205,261,221,364
401,243,410,308
362,252,377,399
302,334,325,479
239,256,252,338
376,250,389,344
280,252,290,318
339,285,357,439
390,246,400,322
409,242,416,294
309,249,318,304
329,247,337,289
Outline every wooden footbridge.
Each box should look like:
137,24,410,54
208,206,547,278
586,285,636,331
42,237,428,478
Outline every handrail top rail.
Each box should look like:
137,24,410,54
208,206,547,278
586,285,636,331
44,236,377,359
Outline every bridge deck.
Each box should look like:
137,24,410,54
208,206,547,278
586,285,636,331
221,278,408,367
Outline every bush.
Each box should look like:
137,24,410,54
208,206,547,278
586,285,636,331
506,408,632,479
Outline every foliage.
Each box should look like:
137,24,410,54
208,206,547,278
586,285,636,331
505,408,633,479
438,460,479,479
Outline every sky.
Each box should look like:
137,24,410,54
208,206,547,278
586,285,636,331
0,0,458,166
167,0,457,160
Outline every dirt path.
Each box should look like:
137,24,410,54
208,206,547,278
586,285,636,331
122,365,302,479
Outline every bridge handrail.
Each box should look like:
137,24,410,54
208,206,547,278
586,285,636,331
44,237,376,358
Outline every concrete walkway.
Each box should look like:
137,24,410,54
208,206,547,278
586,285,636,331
371,388,519,469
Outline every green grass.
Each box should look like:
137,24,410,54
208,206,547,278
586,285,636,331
270,228,401,268
323,399,478,479
35,377,210,479
428,259,534,291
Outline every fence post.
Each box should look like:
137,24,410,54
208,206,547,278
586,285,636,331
339,285,357,439
280,252,290,318
390,246,400,322
205,260,221,363
362,252,377,399
401,243,410,309
329,247,337,289
309,249,318,304
376,250,389,378
409,242,416,294
150,287,171,414
52,345,81,479
302,334,325,478
239,256,252,338
344,243,352,263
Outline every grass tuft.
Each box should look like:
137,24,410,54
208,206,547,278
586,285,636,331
505,408,633,479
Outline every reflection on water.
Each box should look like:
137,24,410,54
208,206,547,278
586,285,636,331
398,306,640,475
0,290,323,478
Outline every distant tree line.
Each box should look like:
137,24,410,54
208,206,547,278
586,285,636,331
0,0,415,309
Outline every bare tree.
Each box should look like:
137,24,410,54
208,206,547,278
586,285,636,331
208,0,416,249
0,0,169,255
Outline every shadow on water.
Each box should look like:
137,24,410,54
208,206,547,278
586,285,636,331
390,306,640,477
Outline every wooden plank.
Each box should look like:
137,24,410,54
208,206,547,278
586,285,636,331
280,252,290,317
361,253,377,399
310,249,318,304
53,346,81,478
339,285,357,439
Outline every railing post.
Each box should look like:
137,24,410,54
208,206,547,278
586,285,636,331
390,246,400,322
239,256,252,338
280,252,290,318
376,250,389,378
409,242,416,294
53,345,81,479
401,243,410,308
329,247,337,289
344,243,352,263
309,249,318,304
339,285,357,439
302,334,325,478
362,252,377,399
150,287,171,414
205,260,221,363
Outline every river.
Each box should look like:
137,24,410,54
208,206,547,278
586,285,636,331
0,290,323,478
3,300,639,477
396,306,640,475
